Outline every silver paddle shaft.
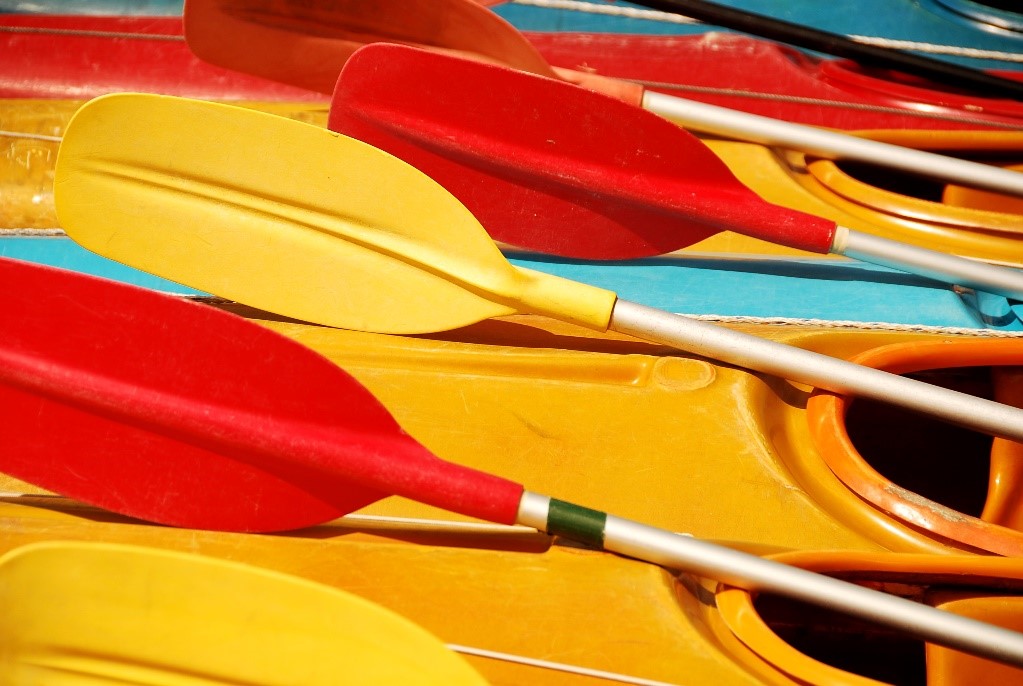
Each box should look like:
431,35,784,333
517,492,1023,669
833,226,1023,301
610,299,1023,442
644,90,1023,199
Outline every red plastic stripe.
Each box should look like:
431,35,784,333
330,43,837,258
0,14,323,100
0,258,523,530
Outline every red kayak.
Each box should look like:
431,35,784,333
0,15,321,101
3,14,1023,129
527,31,1023,131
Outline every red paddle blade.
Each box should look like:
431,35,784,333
0,258,522,531
183,0,555,95
329,44,836,259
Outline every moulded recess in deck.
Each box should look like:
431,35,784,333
807,338,1023,556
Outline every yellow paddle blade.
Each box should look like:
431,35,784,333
0,541,489,685
54,93,616,333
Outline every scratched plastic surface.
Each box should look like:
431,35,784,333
0,0,182,12
0,101,60,228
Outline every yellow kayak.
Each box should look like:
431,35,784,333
1,314,1022,682
5,100,1023,266
2,511,1020,684
2,313,1017,553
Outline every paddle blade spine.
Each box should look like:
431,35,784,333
54,93,527,334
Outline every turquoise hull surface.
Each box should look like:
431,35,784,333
509,251,1023,331
7,237,1020,331
3,237,203,296
495,0,1023,71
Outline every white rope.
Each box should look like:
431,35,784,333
849,35,1023,62
509,0,1023,63
449,644,683,686
679,312,1023,337
0,228,65,236
510,0,698,24
0,25,183,41
341,513,535,532
0,130,61,142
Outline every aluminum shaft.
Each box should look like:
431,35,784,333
645,90,1023,199
516,492,1023,669
610,299,1023,442
834,226,1023,300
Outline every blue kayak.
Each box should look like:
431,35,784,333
6,236,1020,331
7,0,1021,72
495,0,1023,72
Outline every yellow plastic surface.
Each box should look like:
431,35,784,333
0,315,1018,684
944,165,1023,215
1,313,993,551
0,541,487,685
54,94,617,333
717,551,1023,686
927,593,1023,686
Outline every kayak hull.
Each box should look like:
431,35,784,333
495,0,1023,72
3,15,1023,129
2,314,1023,682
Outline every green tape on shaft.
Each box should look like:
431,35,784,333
547,499,607,549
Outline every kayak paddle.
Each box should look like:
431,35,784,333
626,0,1023,101
53,94,1023,443
0,541,487,685
0,253,398,532
183,0,1023,199
330,43,1023,302
5,257,1023,668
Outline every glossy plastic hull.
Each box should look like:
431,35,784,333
2,316,1023,683
0,15,323,100
495,0,1023,72
3,15,1022,130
